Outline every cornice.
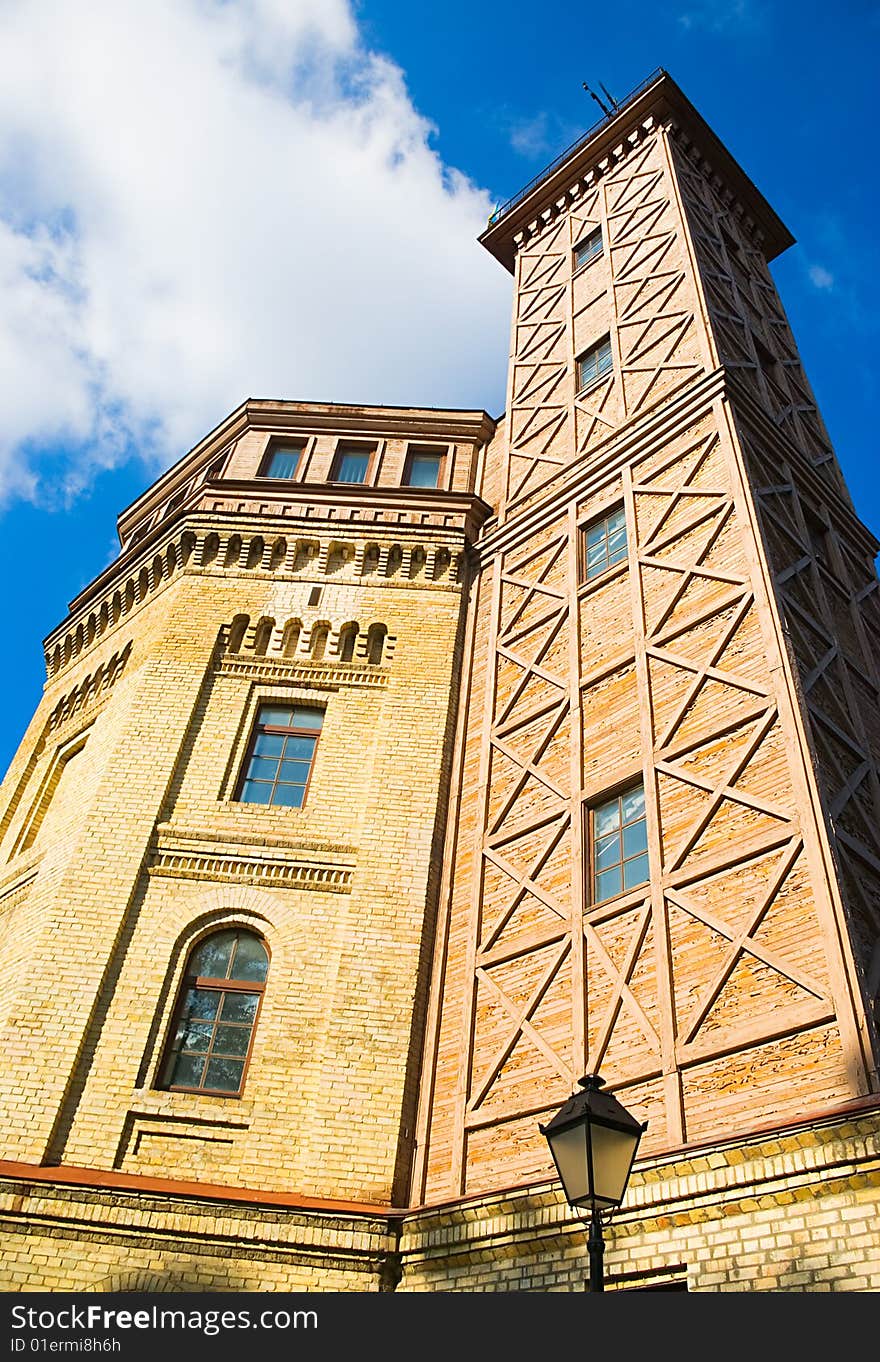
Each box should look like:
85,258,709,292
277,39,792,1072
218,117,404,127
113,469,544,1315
480,70,793,272
72,487,490,619
472,368,877,568
149,828,356,895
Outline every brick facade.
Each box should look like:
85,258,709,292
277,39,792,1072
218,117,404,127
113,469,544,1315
1,72,878,1291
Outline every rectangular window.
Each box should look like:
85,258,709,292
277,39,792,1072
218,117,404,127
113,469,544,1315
331,444,374,484
237,704,323,808
574,226,603,270
591,784,649,903
577,336,613,392
582,506,627,581
405,446,443,488
259,442,304,479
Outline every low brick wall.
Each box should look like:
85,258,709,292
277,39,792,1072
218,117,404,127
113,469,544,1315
3,1107,879,1292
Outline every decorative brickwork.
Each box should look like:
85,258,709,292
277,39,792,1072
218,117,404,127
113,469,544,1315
0,72,878,1292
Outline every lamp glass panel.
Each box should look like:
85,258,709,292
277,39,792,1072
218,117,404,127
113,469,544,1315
589,1122,640,1207
547,1123,590,1205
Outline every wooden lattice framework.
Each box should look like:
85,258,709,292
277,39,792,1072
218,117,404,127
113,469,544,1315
414,76,880,1204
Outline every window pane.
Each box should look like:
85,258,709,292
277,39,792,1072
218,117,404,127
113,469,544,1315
622,785,645,822
240,779,273,804
278,759,311,785
204,1057,244,1092
264,448,301,479
595,867,622,902
280,736,316,760
174,1020,213,1052
230,934,269,983
259,705,294,727
220,991,259,1023
594,800,621,836
190,933,236,979
623,852,650,890
576,228,602,267
585,508,627,581
335,451,369,483
579,337,612,391
253,732,285,757
595,831,621,869
407,455,441,488
622,819,648,858
168,1053,206,1088
272,783,305,808
290,708,324,730
180,987,220,1021
212,1023,252,1057
246,755,279,781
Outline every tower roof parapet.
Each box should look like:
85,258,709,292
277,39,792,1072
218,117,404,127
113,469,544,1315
480,68,794,272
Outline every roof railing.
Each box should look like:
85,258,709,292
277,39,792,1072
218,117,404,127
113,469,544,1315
486,68,667,228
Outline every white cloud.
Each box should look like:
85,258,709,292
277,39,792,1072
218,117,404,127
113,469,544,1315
0,0,511,506
678,1,761,32
509,113,553,159
808,264,835,291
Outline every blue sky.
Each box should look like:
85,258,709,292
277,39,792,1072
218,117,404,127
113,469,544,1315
0,0,878,776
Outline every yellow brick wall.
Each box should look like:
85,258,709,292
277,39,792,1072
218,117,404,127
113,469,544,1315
0,511,471,1205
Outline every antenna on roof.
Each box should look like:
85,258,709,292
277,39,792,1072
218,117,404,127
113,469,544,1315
582,82,611,117
599,82,620,111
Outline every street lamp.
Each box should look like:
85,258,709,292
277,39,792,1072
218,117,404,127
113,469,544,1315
540,1073,646,1292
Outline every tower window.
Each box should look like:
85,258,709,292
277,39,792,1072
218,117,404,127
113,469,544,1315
259,441,304,479
581,506,627,581
574,226,603,271
236,704,323,808
331,443,374,484
577,337,613,393
404,446,443,488
161,929,269,1096
591,783,649,903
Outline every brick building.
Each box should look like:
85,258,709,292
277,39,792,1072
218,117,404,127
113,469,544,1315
1,70,879,1292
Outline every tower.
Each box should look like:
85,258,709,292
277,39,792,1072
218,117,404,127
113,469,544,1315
411,69,880,1215
1,71,879,1293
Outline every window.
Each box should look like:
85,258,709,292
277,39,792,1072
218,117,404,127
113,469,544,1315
582,506,627,581
574,226,603,270
236,704,323,808
331,444,373,484
259,442,304,479
577,336,613,392
161,929,268,1096
405,447,443,488
338,623,359,661
591,784,649,903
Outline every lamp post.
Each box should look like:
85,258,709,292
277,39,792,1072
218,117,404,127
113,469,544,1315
540,1073,646,1292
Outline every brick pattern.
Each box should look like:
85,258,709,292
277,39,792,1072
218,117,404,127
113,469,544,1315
2,1107,879,1291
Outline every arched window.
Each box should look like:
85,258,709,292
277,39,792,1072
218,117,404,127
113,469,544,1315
161,929,269,1096
338,622,359,662
367,623,387,666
